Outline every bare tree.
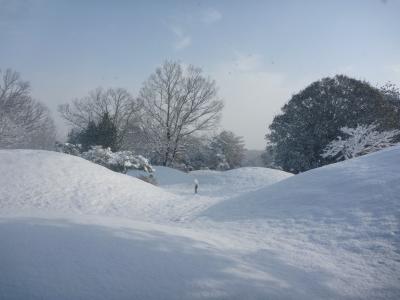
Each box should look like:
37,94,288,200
0,69,56,149
139,61,223,166
58,87,141,149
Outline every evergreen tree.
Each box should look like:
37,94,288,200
209,131,245,170
267,75,399,173
80,120,98,151
67,113,118,151
96,112,118,151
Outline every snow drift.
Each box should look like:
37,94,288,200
199,146,400,299
127,165,292,221
190,167,292,192
0,150,291,221
128,165,194,186
129,166,292,189
1,148,399,299
203,145,400,222
0,150,177,219
1,216,286,300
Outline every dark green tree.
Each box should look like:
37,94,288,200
267,75,400,173
67,113,118,151
76,120,97,151
96,112,118,151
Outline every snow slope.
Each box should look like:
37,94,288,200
128,165,194,186
199,146,400,298
0,151,290,222
1,147,399,299
203,145,400,222
0,215,311,300
0,150,178,220
128,165,292,190
190,167,292,195
127,166,292,221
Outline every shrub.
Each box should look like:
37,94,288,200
57,143,153,174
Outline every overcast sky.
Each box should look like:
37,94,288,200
1,0,399,149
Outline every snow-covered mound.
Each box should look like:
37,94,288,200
128,165,194,186
203,145,400,222
199,147,400,299
1,148,400,299
0,150,177,219
126,166,292,221
191,167,292,191
129,166,291,190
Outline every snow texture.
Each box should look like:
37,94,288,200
0,147,399,299
0,150,176,220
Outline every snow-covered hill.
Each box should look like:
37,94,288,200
129,165,292,198
127,165,292,220
128,165,194,186
190,167,291,195
129,165,292,190
0,151,290,222
203,145,400,221
199,146,400,299
0,150,178,220
1,147,399,299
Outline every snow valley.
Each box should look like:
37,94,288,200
0,147,399,299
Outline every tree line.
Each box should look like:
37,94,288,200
0,61,245,171
1,63,399,173
0,69,55,150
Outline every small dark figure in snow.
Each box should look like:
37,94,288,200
194,179,199,194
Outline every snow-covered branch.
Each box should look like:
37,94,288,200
322,124,400,160
0,69,56,149
57,144,153,174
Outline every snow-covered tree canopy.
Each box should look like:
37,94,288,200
57,144,153,174
0,69,56,149
55,142,82,156
267,75,400,173
321,124,400,160
208,131,245,170
168,131,245,171
380,82,400,105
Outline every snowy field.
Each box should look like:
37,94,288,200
0,147,399,299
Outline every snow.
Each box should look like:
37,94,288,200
0,216,293,300
189,167,291,195
0,150,178,220
199,146,400,298
128,165,194,186
1,147,400,299
203,145,400,221
321,123,400,160
130,165,291,196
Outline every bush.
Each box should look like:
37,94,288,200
55,142,82,156
57,143,153,174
